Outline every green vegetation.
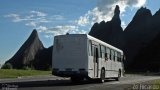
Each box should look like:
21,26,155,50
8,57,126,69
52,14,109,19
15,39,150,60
1,63,13,69
22,66,33,70
126,80,160,90
153,79,160,84
0,69,51,78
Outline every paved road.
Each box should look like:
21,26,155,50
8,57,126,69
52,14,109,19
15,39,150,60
1,74,160,90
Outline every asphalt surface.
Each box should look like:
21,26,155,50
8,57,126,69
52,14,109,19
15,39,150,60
1,74,160,90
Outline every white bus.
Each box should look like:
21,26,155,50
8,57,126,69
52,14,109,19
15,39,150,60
52,34,125,82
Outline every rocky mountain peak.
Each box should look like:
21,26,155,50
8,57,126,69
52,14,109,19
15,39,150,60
5,29,44,69
89,5,123,49
125,7,152,32
132,7,152,21
112,5,121,26
114,5,120,16
27,29,38,41
31,29,38,36
154,8,160,16
138,7,150,13
4,5,160,71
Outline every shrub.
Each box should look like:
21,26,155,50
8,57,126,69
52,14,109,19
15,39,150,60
1,63,13,69
22,66,32,70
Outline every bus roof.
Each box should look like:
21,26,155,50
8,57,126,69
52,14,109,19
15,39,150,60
87,34,123,53
54,34,123,53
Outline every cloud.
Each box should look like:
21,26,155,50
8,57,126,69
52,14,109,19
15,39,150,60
4,11,76,39
37,25,87,38
4,11,65,29
37,17,50,23
121,21,127,29
37,26,48,32
25,15,35,19
97,0,146,13
127,0,146,8
96,0,146,22
4,13,32,22
4,14,23,22
25,21,37,27
4,0,147,39
72,0,147,35
75,14,89,26
76,0,146,26
46,25,79,35
91,7,113,23
44,35,53,38
40,18,50,23
51,15,64,20
135,0,146,8
4,14,19,18
4,10,53,29
30,11,47,17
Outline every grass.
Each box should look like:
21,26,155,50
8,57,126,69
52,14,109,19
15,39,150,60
153,79,160,84
0,69,51,79
126,79,160,90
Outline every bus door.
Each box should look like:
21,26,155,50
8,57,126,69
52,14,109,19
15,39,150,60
93,46,99,77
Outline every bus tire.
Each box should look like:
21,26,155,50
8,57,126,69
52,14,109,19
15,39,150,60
99,68,105,83
71,76,83,83
115,70,121,81
71,77,78,83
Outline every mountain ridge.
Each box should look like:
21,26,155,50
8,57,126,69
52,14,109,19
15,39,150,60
4,29,52,70
3,5,160,72
89,5,124,49
89,6,160,72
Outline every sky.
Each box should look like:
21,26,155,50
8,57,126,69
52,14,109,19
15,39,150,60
0,0,160,65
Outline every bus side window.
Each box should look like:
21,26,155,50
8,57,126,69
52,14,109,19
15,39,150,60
100,45,105,59
113,50,115,61
111,49,114,61
117,52,121,62
115,51,117,61
105,53,107,60
96,48,98,63
100,45,102,58
109,49,112,60
121,55,123,62
88,40,92,56
106,47,110,60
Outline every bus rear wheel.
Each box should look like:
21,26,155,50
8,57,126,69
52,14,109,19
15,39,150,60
99,68,105,83
115,70,121,81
